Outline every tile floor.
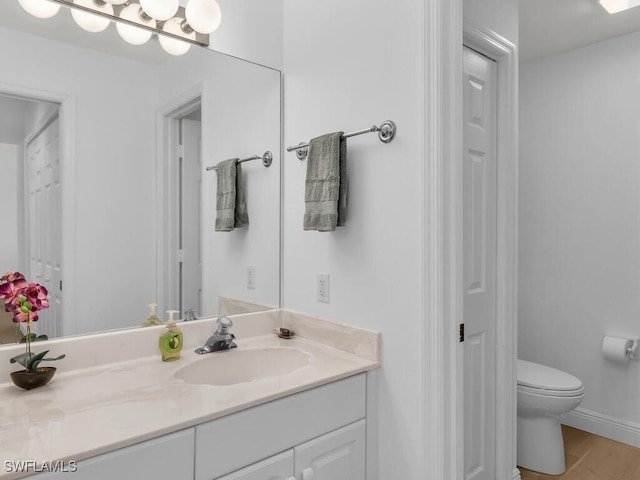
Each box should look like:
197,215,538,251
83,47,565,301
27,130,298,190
519,426,640,480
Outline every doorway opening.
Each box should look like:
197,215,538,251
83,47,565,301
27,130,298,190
159,95,203,319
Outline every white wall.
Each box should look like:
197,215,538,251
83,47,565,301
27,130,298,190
520,31,640,442
212,0,283,70
0,27,157,335
0,144,19,273
282,1,425,478
464,0,518,43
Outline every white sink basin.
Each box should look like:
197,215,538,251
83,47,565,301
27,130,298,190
175,347,310,386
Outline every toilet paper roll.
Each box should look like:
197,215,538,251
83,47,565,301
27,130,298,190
602,336,632,364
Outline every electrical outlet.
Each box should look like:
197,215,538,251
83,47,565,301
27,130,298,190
247,266,256,290
317,273,330,303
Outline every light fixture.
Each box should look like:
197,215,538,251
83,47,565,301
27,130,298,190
18,0,61,18
18,0,215,55
116,3,155,45
71,0,113,32
185,0,222,34
139,0,178,21
598,0,640,13
159,17,194,55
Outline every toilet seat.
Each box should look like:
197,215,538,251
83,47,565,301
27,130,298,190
517,359,584,397
518,383,584,397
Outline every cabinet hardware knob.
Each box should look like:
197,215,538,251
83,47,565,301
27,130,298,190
302,467,315,480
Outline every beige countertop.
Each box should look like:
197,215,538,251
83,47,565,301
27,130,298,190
0,309,380,479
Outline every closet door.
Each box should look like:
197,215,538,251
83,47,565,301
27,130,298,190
462,46,498,480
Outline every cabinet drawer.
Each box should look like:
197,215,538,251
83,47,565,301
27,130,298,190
31,428,195,480
196,373,366,480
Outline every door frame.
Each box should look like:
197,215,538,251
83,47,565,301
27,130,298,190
156,84,203,315
422,4,519,479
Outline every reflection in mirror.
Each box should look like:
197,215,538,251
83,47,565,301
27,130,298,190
0,1,281,345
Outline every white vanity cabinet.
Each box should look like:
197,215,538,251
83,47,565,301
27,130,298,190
25,374,367,480
216,420,365,480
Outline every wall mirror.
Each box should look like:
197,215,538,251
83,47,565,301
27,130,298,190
0,1,281,345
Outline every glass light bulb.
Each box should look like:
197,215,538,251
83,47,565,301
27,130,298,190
116,4,155,45
71,0,113,33
18,0,61,19
103,0,128,4
159,17,194,56
185,0,222,34
140,0,179,21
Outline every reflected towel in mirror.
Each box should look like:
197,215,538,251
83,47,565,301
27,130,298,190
215,158,249,232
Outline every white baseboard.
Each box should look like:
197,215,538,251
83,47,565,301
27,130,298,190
562,407,640,448
512,467,522,480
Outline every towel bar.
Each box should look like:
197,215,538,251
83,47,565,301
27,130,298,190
286,120,396,160
207,151,273,171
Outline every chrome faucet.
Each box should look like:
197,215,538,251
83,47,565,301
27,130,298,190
195,316,237,354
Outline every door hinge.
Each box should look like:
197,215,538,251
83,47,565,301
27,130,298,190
178,144,184,157
177,249,184,262
459,324,465,343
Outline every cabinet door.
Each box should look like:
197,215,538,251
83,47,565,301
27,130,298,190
215,450,294,480
294,420,365,480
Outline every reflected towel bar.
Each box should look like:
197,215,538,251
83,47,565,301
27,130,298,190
207,151,273,171
286,120,396,160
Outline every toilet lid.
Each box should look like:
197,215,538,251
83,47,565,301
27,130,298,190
517,359,583,392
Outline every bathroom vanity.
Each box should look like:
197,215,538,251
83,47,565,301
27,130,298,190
0,310,379,480
28,375,365,480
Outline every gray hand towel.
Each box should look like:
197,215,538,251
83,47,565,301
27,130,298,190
215,159,249,232
303,132,348,231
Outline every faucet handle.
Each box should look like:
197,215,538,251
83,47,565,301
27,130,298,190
217,316,233,333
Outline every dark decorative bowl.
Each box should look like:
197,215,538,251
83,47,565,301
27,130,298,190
10,367,57,390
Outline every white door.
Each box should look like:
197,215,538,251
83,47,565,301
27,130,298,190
294,420,365,480
26,113,62,338
462,47,498,480
179,117,202,317
215,450,294,480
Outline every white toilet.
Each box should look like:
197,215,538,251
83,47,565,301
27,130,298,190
517,359,584,475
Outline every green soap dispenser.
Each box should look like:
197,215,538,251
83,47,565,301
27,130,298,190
159,310,183,362
142,303,163,327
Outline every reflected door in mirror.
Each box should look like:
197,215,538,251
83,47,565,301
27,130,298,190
26,112,63,338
